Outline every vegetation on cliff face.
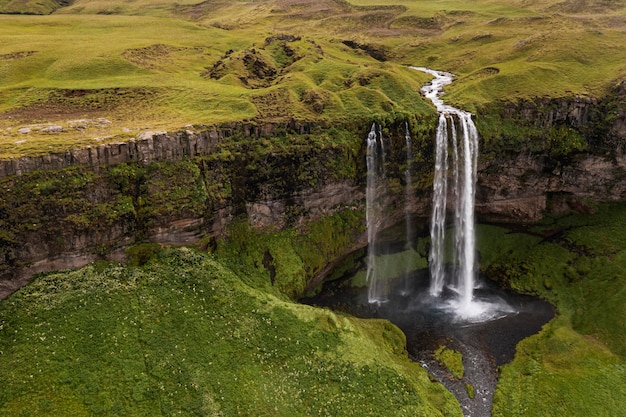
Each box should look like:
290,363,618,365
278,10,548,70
214,210,364,299
476,203,626,416
0,123,372,283
0,247,461,416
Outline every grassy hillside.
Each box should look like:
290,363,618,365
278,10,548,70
0,247,461,416
476,203,626,416
0,0,70,15
1,0,625,157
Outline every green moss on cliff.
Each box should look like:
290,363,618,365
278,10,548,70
479,203,626,416
0,123,372,276
0,166,135,263
0,247,461,416
215,209,364,299
142,160,207,223
477,109,589,159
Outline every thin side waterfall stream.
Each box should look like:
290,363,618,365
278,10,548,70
304,68,555,417
365,123,388,303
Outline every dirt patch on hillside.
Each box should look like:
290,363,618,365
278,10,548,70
0,51,37,60
1,88,158,123
122,44,204,70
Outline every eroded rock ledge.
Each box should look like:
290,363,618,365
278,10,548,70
0,120,321,178
0,119,368,300
1,90,625,300
476,87,626,222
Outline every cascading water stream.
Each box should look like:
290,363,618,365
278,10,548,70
429,113,449,297
411,67,483,319
404,123,414,258
365,123,387,304
362,68,509,320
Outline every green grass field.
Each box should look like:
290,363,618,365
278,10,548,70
1,0,625,157
477,203,626,416
0,247,462,416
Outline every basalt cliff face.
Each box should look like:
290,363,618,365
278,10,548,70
1,90,625,300
476,88,626,222
0,121,366,299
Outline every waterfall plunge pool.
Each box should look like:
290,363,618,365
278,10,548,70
302,221,555,417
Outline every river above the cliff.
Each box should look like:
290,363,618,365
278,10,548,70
302,228,555,417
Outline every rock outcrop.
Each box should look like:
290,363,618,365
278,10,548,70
475,87,626,222
0,120,321,178
0,120,361,300
477,152,626,222
1,88,625,299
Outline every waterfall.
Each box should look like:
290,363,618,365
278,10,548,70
404,122,413,251
429,114,449,297
365,123,387,304
402,122,416,294
411,67,480,317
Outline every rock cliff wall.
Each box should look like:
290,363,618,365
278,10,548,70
475,85,626,222
1,88,625,300
0,120,370,299
0,121,320,178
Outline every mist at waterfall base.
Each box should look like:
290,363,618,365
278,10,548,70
304,219,554,365
365,122,511,325
366,67,514,323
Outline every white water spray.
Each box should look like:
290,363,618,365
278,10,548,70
365,123,388,304
404,122,413,252
429,113,449,297
411,67,482,318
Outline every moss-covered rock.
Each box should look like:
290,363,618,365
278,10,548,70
434,345,464,380
0,247,462,416
480,203,626,416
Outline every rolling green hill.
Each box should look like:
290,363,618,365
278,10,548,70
1,0,625,157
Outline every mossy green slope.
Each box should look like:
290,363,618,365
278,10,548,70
477,204,626,416
0,248,461,416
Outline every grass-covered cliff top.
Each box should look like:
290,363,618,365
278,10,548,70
1,0,625,157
